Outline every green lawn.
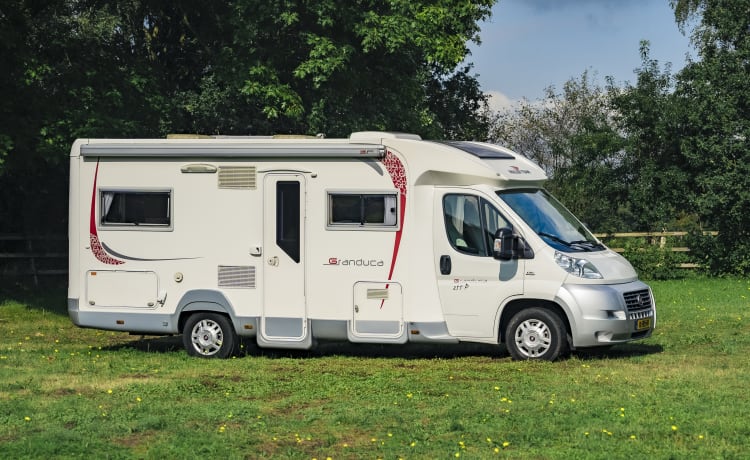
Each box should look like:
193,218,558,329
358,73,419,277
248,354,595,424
1,278,748,459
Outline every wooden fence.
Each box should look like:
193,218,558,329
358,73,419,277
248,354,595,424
593,231,718,269
0,234,67,286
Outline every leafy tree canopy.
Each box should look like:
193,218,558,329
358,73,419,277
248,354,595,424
671,0,750,274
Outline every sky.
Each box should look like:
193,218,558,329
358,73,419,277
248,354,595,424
467,0,694,111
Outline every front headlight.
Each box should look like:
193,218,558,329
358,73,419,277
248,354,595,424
554,251,603,279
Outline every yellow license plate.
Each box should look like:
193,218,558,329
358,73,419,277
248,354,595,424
636,318,652,330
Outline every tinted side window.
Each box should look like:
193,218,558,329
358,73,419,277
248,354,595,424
101,190,171,227
330,194,361,223
328,193,398,228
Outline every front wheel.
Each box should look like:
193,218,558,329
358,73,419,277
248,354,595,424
182,313,237,359
504,308,568,361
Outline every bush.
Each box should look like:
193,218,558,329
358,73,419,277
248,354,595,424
686,231,749,277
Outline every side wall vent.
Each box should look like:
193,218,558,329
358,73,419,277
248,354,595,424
218,265,256,289
218,166,257,189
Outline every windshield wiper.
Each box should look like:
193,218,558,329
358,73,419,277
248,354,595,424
539,232,594,251
570,240,606,250
538,232,574,247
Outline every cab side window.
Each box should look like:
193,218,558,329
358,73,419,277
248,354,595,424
443,195,485,255
443,194,510,256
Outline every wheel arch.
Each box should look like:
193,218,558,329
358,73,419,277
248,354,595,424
176,290,237,332
498,298,572,344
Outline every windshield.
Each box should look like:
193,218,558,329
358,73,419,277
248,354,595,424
497,189,604,252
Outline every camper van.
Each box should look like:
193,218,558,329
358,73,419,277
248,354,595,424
67,132,655,361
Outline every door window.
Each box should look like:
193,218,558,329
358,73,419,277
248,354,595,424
443,194,510,256
276,181,300,262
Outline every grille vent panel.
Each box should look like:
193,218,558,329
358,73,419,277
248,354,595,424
218,166,257,189
623,289,653,321
218,265,256,289
623,289,652,311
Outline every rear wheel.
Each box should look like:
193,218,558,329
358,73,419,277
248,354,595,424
505,308,567,361
182,313,237,359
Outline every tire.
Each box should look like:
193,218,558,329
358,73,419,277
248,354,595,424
182,312,237,359
504,308,568,361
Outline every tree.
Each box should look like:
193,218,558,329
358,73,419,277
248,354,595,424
608,42,693,232
670,0,750,274
425,65,492,140
149,0,495,137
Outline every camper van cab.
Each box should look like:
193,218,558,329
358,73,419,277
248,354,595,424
67,132,655,361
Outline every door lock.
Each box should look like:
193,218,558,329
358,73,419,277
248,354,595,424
268,256,279,266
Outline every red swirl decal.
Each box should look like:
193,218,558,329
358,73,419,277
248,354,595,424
379,150,407,308
89,160,124,265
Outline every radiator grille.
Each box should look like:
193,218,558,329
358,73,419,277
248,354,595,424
623,289,653,320
218,166,256,189
218,265,256,288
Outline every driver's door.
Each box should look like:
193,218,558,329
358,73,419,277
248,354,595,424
435,190,524,339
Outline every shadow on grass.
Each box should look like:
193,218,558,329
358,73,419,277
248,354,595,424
104,335,663,361
104,335,186,354
574,342,664,360
104,335,508,359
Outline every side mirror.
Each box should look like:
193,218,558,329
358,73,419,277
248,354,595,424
493,227,516,260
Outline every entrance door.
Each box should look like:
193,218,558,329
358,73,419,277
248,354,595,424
435,190,524,339
261,174,307,342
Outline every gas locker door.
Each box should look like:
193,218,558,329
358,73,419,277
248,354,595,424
351,282,405,342
435,190,524,339
261,174,308,343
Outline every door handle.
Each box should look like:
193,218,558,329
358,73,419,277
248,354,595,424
268,256,279,266
439,255,451,275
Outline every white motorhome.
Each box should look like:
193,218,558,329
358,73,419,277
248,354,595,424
67,132,655,361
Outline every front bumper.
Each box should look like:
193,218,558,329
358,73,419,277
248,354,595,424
557,281,656,348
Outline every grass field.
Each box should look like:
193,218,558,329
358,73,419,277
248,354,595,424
1,278,749,459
